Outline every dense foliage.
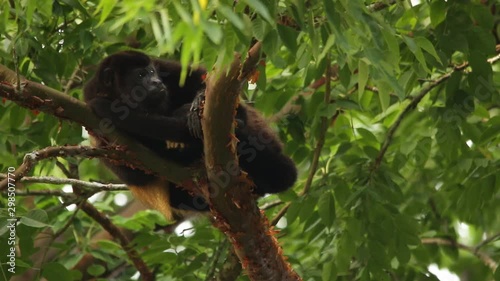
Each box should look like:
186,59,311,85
1,0,500,280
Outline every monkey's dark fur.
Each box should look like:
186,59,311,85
84,51,297,220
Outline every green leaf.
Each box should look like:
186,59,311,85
318,103,338,119
360,87,374,109
445,71,462,97
495,265,500,281
357,128,378,144
339,64,350,89
262,29,279,56
251,17,266,41
336,233,356,271
318,192,336,227
403,36,430,73
336,99,360,110
377,81,391,111
396,242,411,264
358,59,369,100
344,185,368,208
470,4,494,30
36,0,53,17
299,196,317,223
218,5,245,31
25,0,36,26
96,0,116,25
87,264,106,277
369,241,389,266
415,37,441,64
289,1,304,28
286,199,302,225
173,1,193,25
467,27,496,56
96,240,123,252
478,124,500,145
0,1,9,33
79,31,93,51
277,24,298,53
318,34,335,63
42,263,73,281
202,21,223,44
242,0,273,24
322,259,337,281
323,0,336,26
430,0,447,28
333,181,351,207
20,209,49,228
9,105,27,129
60,0,90,16
411,137,432,166
381,29,400,68
395,214,420,246
151,15,164,44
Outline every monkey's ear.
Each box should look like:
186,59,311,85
101,68,114,87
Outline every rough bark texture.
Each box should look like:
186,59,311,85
202,43,302,281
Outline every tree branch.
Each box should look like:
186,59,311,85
203,42,301,280
0,66,195,188
0,66,197,280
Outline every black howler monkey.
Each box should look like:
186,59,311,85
84,50,297,221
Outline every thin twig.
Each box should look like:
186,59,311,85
63,62,82,95
260,200,284,210
421,238,498,271
301,62,332,196
2,190,75,197
55,160,72,178
268,77,326,123
367,0,399,12
270,59,336,226
0,174,127,190
475,232,500,251
270,202,292,226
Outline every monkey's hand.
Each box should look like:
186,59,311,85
188,90,205,139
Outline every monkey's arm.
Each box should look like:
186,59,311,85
187,91,205,139
88,97,193,142
186,91,247,139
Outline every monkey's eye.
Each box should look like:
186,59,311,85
137,69,148,79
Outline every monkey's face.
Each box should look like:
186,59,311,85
123,64,168,104
100,62,169,108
